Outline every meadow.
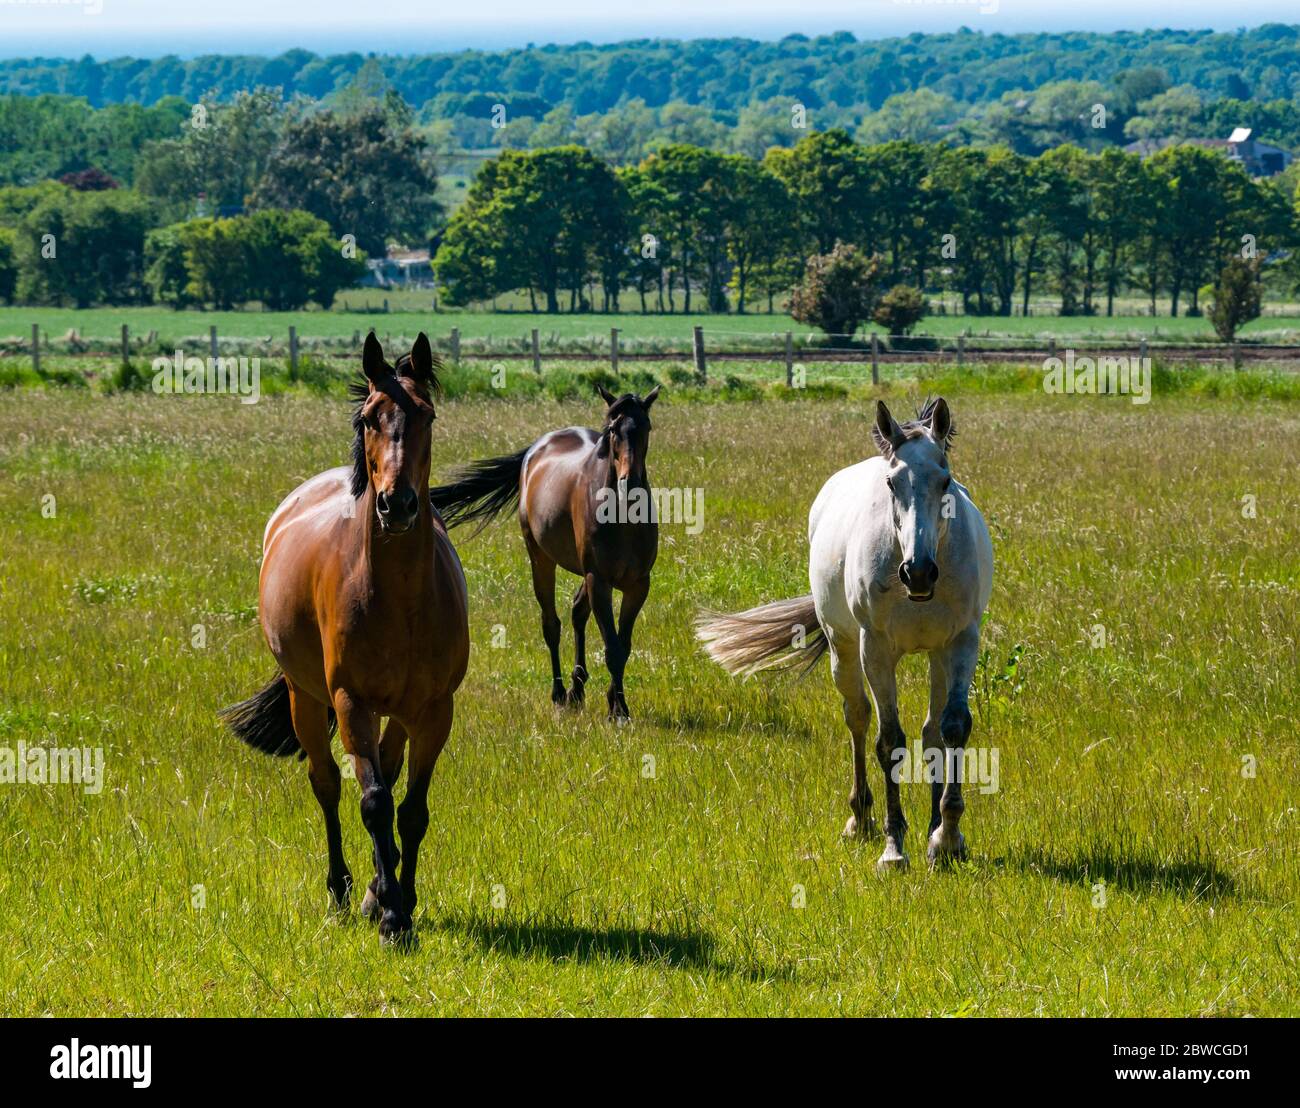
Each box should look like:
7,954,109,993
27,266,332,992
5,302,1300,356
0,368,1297,1016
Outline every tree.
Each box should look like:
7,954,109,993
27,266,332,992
1207,258,1261,342
638,144,737,312
789,241,882,342
17,186,153,307
252,106,440,256
144,223,194,308
134,88,289,222
433,146,622,312
725,158,796,314
873,285,928,335
765,129,876,255
0,227,17,303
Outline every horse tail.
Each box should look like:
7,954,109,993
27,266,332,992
695,594,828,677
429,447,528,532
219,672,335,760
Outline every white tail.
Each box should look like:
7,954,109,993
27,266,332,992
695,594,827,677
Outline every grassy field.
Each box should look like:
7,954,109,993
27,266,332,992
0,379,1297,1016
5,303,1300,353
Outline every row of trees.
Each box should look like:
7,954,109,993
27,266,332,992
0,182,363,310
435,130,1297,317
4,26,1298,129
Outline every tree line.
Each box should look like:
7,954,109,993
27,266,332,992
435,131,1298,318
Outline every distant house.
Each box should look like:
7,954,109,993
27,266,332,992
361,248,435,289
1122,128,1293,177
1225,127,1293,176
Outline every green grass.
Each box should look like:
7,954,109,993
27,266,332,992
0,386,1297,1015
5,304,1300,354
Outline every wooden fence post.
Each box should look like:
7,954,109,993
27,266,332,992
1232,342,1241,369
531,328,541,373
289,325,299,376
784,331,793,388
209,325,218,363
610,327,620,373
450,327,460,365
692,325,706,383
957,335,965,367
870,332,880,386
1139,338,1148,363
121,323,129,365
31,323,39,375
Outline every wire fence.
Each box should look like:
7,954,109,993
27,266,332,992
7,320,1300,383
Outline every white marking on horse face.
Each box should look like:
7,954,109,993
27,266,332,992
887,437,951,564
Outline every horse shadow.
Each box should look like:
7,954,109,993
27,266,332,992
437,914,795,981
1006,846,1242,901
440,914,718,971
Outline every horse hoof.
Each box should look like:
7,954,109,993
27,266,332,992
565,686,585,708
876,849,910,873
359,888,382,923
550,682,567,706
842,814,877,840
378,911,414,947
927,831,968,869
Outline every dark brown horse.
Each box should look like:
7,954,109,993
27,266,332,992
221,333,469,943
430,383,659,719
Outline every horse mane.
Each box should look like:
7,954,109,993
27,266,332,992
348,355,442,498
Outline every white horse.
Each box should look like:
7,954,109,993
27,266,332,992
698,398,994,871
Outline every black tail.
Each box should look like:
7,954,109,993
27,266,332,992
219,672,335,760
429,447,527,532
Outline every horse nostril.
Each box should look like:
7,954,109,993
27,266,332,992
396,486,418,517
898,561,912,587
376,490,391,514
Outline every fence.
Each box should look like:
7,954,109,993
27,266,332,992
9,322,1300,384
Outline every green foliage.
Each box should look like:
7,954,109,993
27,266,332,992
788,242,883,341
873,285,928,335
15,185,153,307
1207,258,1263,342
251,106,439,255
0,226,16,303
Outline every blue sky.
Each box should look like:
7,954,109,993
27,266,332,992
2,0,1296,58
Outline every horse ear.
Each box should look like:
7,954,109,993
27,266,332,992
407,332,434,384
927,397,952,449
872,400,904,459
596,382,617,407
362,332,385,383
643,385,660,409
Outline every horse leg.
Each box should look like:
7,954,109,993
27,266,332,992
525,535,565,705
361,717,408,922
396,696,454,916
567,580,590,706
861,634,908,872
334,690,409,942
287,678,352,911
828,632,875,839
928,623,979,868
923,652,948,840
613,574,651,718
587,573,628,720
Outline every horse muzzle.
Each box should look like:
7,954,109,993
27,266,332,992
899,557,938,602
376,486,419,534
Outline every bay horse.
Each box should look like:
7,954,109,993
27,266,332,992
221,333,469,942
698,399,994,871
430,383,659,720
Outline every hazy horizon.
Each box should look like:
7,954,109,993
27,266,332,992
2,1,1297,60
